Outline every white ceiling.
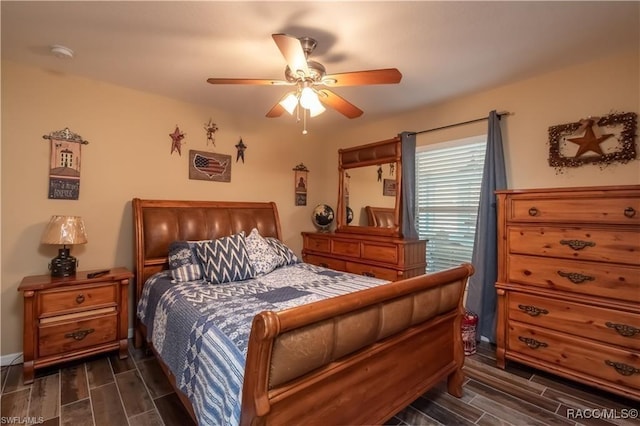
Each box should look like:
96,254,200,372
2,1,638,129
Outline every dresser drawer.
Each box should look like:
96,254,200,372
332,240,360,257
508,195,640,225
304,235,330,253
361,242,398,264
38,312,118,357
507,226,640,265
304,254,346,272
39,283,118,317
507,254,640,302
508,323,640,392
508,293,640,351
345,262,397,281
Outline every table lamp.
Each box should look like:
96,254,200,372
41,215,88,277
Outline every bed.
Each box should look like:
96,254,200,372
365,206,396,228
132,198,474,425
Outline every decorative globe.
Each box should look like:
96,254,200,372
346,206,354,224
312,204,335,232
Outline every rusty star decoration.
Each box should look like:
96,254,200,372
566,119,613,158
169,126,185,155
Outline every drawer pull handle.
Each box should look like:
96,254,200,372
362,272,376,277
624,207,636,218
75,294,85,304
559,239,595,251
605,360,640,376
605,322,640,337
557,271,595,284
528,207,539,216
518,336,548,349
319,262,329,268
518,304,548,317
65,328,94,341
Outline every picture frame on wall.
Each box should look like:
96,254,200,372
383,178,397,197
189,150,231,182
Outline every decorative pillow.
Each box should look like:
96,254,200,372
195,234,256,284
168,241,203,282
265,237,300,267
245,228,281,276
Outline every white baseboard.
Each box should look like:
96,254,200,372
1,328,134,367
1,352,22,367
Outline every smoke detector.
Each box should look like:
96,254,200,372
50,45,74,59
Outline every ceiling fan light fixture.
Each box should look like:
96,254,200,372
299,86,317,110
308,99,326,117
279,92,299,115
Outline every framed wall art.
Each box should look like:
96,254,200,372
293,163,309,206
43,127,89,200
383,178,397,197
548,112,637,171
189,150,231,182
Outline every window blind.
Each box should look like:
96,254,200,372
416,138,486,272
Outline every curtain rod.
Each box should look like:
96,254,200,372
409,111,512,136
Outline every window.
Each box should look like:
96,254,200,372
415,136,486,273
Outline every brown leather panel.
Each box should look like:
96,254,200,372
268,279,465,388
269,320,334,387
333,308,380,359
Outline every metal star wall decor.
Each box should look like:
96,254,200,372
565,118,613,157
170,126,185,155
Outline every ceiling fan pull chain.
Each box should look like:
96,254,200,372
302,109,308,135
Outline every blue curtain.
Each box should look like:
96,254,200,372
400,131,418,239
465,111,507,343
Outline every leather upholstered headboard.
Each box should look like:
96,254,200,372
132,198,282,303
365,206,396,228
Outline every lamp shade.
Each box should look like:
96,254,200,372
41,215,88,245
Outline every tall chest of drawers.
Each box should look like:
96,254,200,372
495,185,640,400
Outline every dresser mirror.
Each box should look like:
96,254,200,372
336,137,402,237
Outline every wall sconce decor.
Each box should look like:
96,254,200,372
42,127,89,200
41,215,88,277
293,163,309,206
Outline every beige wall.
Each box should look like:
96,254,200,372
316,50,640,200
2,48,639,358
0,61,329,356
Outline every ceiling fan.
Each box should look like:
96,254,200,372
207,34,402,128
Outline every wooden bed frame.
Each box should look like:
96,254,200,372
132,198,474,425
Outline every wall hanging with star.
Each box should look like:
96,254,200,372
169,125,186,155
548,112,637,172
43,127,89,200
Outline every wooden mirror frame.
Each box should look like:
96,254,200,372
336,137,402,237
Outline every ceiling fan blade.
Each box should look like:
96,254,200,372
265,97,287,118
317,89,363,119
272,33,309,77
322,68,402,86
207,78,289,85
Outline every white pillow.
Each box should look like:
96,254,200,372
245,228,281,276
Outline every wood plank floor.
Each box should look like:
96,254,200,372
1,341,636,425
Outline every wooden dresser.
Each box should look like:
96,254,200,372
302,232,427,281
495,185,640,400
18,267,132,384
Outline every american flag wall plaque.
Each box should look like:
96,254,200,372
189,150,231,182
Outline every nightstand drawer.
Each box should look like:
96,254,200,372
39,283,118,316
38,312,118,357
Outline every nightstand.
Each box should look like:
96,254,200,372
18,267,132,384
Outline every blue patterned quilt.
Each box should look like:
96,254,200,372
137,262,388,426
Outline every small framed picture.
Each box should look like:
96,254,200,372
383,179,397,197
